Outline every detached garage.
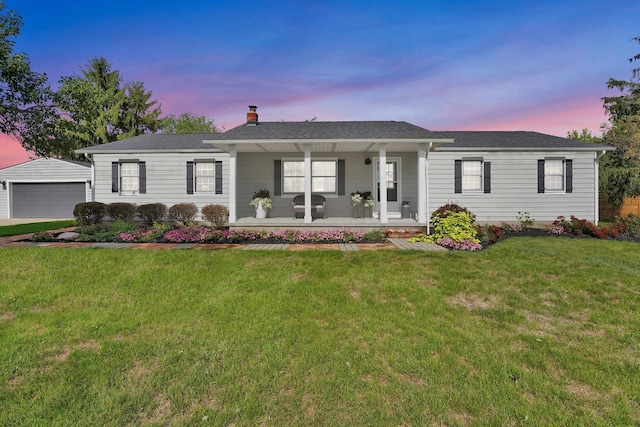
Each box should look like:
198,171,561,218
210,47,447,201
0,158,92,218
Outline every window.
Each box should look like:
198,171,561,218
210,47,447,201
455,159,491,194
312,161,336,193
196,162,215,192
112,161,146,194
187,160,222,194
282,159,337,194
283,160,305,193
462,160,482,191
120,163,139,192
544,160,564,191
538,159,572,193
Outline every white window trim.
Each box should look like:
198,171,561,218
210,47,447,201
281,157,338,196
462,159,483,193
119,162,140,195
544,158,565,194
194,160,216,193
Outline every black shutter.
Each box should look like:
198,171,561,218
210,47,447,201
111,162,119,193
565,159,573,193
338,159,345,195
483,162,491,193
138,162,146,194
537,160,545,193
454,160,462,193
274,160,282,196
186,161,194,194
215,161,223,194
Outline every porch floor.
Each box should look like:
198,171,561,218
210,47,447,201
230,216,428,232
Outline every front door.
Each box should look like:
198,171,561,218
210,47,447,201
374,158,401,213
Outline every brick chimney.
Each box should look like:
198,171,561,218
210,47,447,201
247,105,258,124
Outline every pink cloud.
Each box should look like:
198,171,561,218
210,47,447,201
0,135,35,169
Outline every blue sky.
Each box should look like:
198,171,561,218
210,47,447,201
1,0,639,167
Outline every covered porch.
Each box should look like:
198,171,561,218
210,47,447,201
206,134,452,231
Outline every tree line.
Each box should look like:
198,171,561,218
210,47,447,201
0,1,217,160
567,37,640,207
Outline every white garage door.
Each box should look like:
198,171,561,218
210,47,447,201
12,183,86,218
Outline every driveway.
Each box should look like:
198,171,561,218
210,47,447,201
0,218,73,226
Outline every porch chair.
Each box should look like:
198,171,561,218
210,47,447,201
292,194,326,219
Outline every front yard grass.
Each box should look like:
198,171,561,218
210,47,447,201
1,237,639,425
0,220,76,237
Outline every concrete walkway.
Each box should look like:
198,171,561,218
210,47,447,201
0,231,448,252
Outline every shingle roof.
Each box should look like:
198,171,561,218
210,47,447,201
218,121,441,140
76,133,222,153
431,131,613,150
75,123,614,153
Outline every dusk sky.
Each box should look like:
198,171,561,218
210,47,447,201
1,0,639,168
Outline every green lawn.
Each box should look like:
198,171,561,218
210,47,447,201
0,220,76,237
1,238,639,426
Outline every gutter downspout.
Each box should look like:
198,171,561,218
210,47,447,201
84,153,95,202
595,150,607,225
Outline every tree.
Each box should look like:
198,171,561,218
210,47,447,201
566,128,601,143
54,57,163,158
0,1,59,157
600,37,640,207
119,81,162,138
161,112,218,134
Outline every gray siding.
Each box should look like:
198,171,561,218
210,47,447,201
88,149,600,224
428,151,598,222
92,152,229,217
236,152,420,219
0,158,91,218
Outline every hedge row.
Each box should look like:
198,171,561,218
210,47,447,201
73,202,229,229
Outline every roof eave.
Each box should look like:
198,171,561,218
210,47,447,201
435,146,616,152
75,148,224,154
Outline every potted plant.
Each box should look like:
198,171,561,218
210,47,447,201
351,191,374,218
362,191,374,208
250,189,272,219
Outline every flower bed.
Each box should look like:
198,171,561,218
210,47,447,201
31,220,384,245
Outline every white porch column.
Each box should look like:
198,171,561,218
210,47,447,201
417,147,427,225
379,145,388,224
304,146,312,223
228,145,237,223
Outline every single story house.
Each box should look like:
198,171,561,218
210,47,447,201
75,106,614,228
0,158,91,218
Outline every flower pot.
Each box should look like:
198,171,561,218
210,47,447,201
255,201,267,219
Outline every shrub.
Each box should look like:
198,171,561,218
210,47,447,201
553,215,625,239
73,202,107,225
363,230,387,241
476,224,504,244
516,211,535,229
431,203,476,221
31,231,59,242
201,204,229,229
615,213,640,239
107,219,137,234
106,203,137,221
413,211,480,250
169,203,199,226
137,203,167,226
